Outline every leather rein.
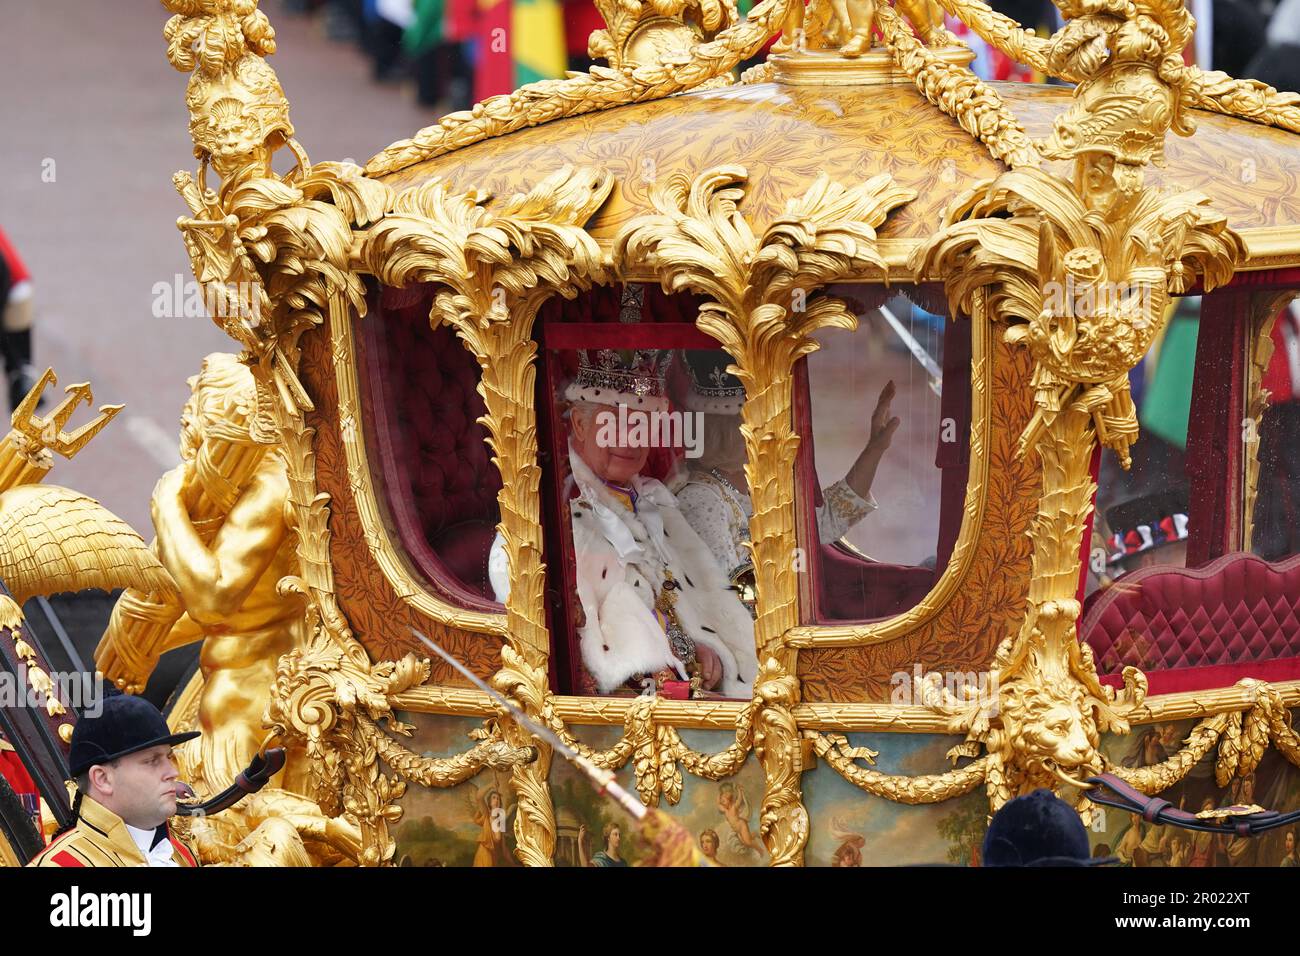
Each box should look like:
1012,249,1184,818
1086,772,1300,837
174,747,286,817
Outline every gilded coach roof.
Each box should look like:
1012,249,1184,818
373,79,1300,261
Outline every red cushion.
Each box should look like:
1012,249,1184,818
364,287,503,606
1082,551,1300,676
817,544,936,621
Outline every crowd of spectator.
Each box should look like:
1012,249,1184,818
276,0,1300,118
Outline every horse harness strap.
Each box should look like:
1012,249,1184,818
1086,773,1300,837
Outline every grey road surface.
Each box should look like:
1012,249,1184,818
1,0,431,533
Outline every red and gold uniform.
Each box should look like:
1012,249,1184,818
27,795,197,868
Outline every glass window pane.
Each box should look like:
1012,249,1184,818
533,284,759,699
801,284,969,623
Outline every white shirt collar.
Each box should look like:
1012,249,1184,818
125,823,180,867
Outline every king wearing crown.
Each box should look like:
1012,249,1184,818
490,348,757,698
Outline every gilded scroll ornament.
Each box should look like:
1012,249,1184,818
615,164,914,862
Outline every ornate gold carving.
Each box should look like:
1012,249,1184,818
357,713,534,787
1,596,23,634
395,684,956,731
0,371,122,489
903,132,1243,804
1114,683,1300,796
925,0,1300,143
95,355,373,865
919,170,1242,469
358,166,610,666
1185,68,1300,138
0,372,160,610
1111,711,1233,794
911,185,1236,809
357,165,613,865
749,659,806,864
588,0,737,71
0,485,170,605
160,0,389,674
871,2,1038,169
528,682,759,811
365,0,802,177
890,7,1247,815
810,733,989,801
98,354,269,694
615,164,913,861
267,642,445,865
811,0,954,56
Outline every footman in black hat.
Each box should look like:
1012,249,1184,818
28,694,200,867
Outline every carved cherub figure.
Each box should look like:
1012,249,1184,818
819,0,951,57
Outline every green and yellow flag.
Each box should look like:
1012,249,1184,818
512,0,567,85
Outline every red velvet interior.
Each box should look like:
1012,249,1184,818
1082,551,1300,688
1184,292,1249,566
817,544,938,620
361,284,503,605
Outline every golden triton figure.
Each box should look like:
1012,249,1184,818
97,354,361,863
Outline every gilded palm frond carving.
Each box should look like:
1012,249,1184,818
617,164,913,864
0,485,173,605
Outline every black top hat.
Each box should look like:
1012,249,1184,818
68,694,200,778
982,789,1118,867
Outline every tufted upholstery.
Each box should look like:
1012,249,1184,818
1082,551,1300,676
371,288,502,600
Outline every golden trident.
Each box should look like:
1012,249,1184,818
0,369,123,492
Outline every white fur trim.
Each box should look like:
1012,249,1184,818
568,444,756,696
488,532,511,604
564,383,669,413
